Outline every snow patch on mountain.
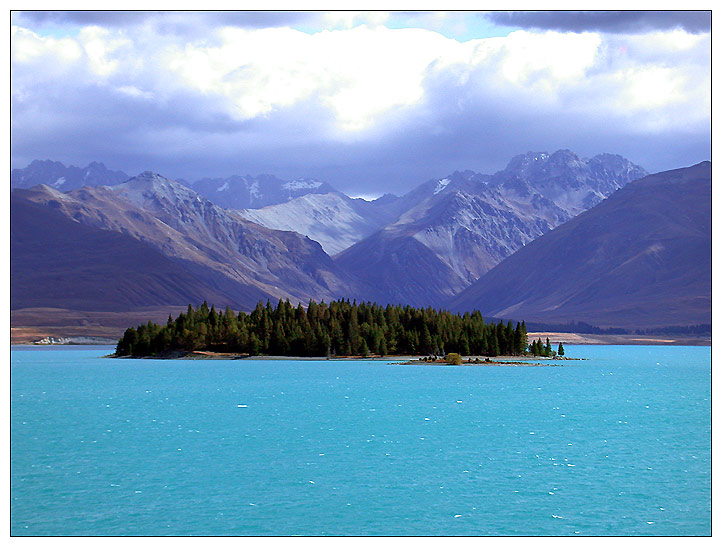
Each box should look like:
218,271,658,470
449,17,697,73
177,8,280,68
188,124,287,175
246,180,261,200
283,179,323,192
53,177,66,188
239,193,376,255
434,178,451,195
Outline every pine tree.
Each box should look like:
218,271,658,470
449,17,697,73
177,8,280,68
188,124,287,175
358,338,370,357
378,335,388,357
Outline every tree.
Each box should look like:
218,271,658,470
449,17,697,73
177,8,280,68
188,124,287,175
378,335,388,357
248,333,261,356
558,342,565,356
488,331,500,357
459,333,470,356
358,338,370,357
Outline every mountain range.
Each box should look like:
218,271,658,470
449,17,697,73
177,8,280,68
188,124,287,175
11,160,130,191
335,151,648,307
10,150,710,337
12,172,363,311
11,161,341,210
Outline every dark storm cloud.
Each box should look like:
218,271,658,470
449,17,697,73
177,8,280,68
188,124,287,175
10,59,711,197
13,10,319,33
485,11,711,34
12,11,152,26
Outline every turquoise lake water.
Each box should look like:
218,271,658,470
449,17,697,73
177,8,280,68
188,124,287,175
11,345,711,536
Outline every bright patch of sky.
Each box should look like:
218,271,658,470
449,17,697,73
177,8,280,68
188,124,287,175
292,11,519,41
383,11,519,41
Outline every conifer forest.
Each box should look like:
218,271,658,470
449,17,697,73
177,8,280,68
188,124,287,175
115,299,530,358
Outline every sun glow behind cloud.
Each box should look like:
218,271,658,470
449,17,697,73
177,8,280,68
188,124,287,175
12,19,709,132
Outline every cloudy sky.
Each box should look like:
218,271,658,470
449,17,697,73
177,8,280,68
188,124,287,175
11,9,711,197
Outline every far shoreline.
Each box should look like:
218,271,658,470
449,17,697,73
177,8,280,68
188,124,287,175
11,330,710,347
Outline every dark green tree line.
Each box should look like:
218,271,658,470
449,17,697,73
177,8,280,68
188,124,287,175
115,299,530,358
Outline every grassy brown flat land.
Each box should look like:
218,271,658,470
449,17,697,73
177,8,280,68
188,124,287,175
10,308,711,347
10,306,187,344
527,331,711,346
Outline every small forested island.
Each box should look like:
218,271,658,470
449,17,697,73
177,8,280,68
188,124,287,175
114,299,566,360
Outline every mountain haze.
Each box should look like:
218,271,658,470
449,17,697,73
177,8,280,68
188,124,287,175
10,160,342,211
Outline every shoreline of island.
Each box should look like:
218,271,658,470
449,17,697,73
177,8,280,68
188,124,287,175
104,350,586,366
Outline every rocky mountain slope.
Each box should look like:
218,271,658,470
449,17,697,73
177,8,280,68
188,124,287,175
12,172,364,311
448,162,711,328
335,150,647,307
11,194,243,311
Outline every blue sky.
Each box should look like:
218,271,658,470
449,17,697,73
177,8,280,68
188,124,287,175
10,10,711,196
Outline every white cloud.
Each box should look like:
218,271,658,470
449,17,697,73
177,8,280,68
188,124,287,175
77,26,130,77
10,16,710,189
11,25,82,64
160,25,458,130
11,21,709,134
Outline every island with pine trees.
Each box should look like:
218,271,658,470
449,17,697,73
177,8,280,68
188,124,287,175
113,299,571,364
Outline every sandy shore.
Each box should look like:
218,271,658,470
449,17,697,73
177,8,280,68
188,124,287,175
110,351,580,365
114,351,423,361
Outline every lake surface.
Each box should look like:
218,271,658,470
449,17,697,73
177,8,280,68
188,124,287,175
11,345,711,536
